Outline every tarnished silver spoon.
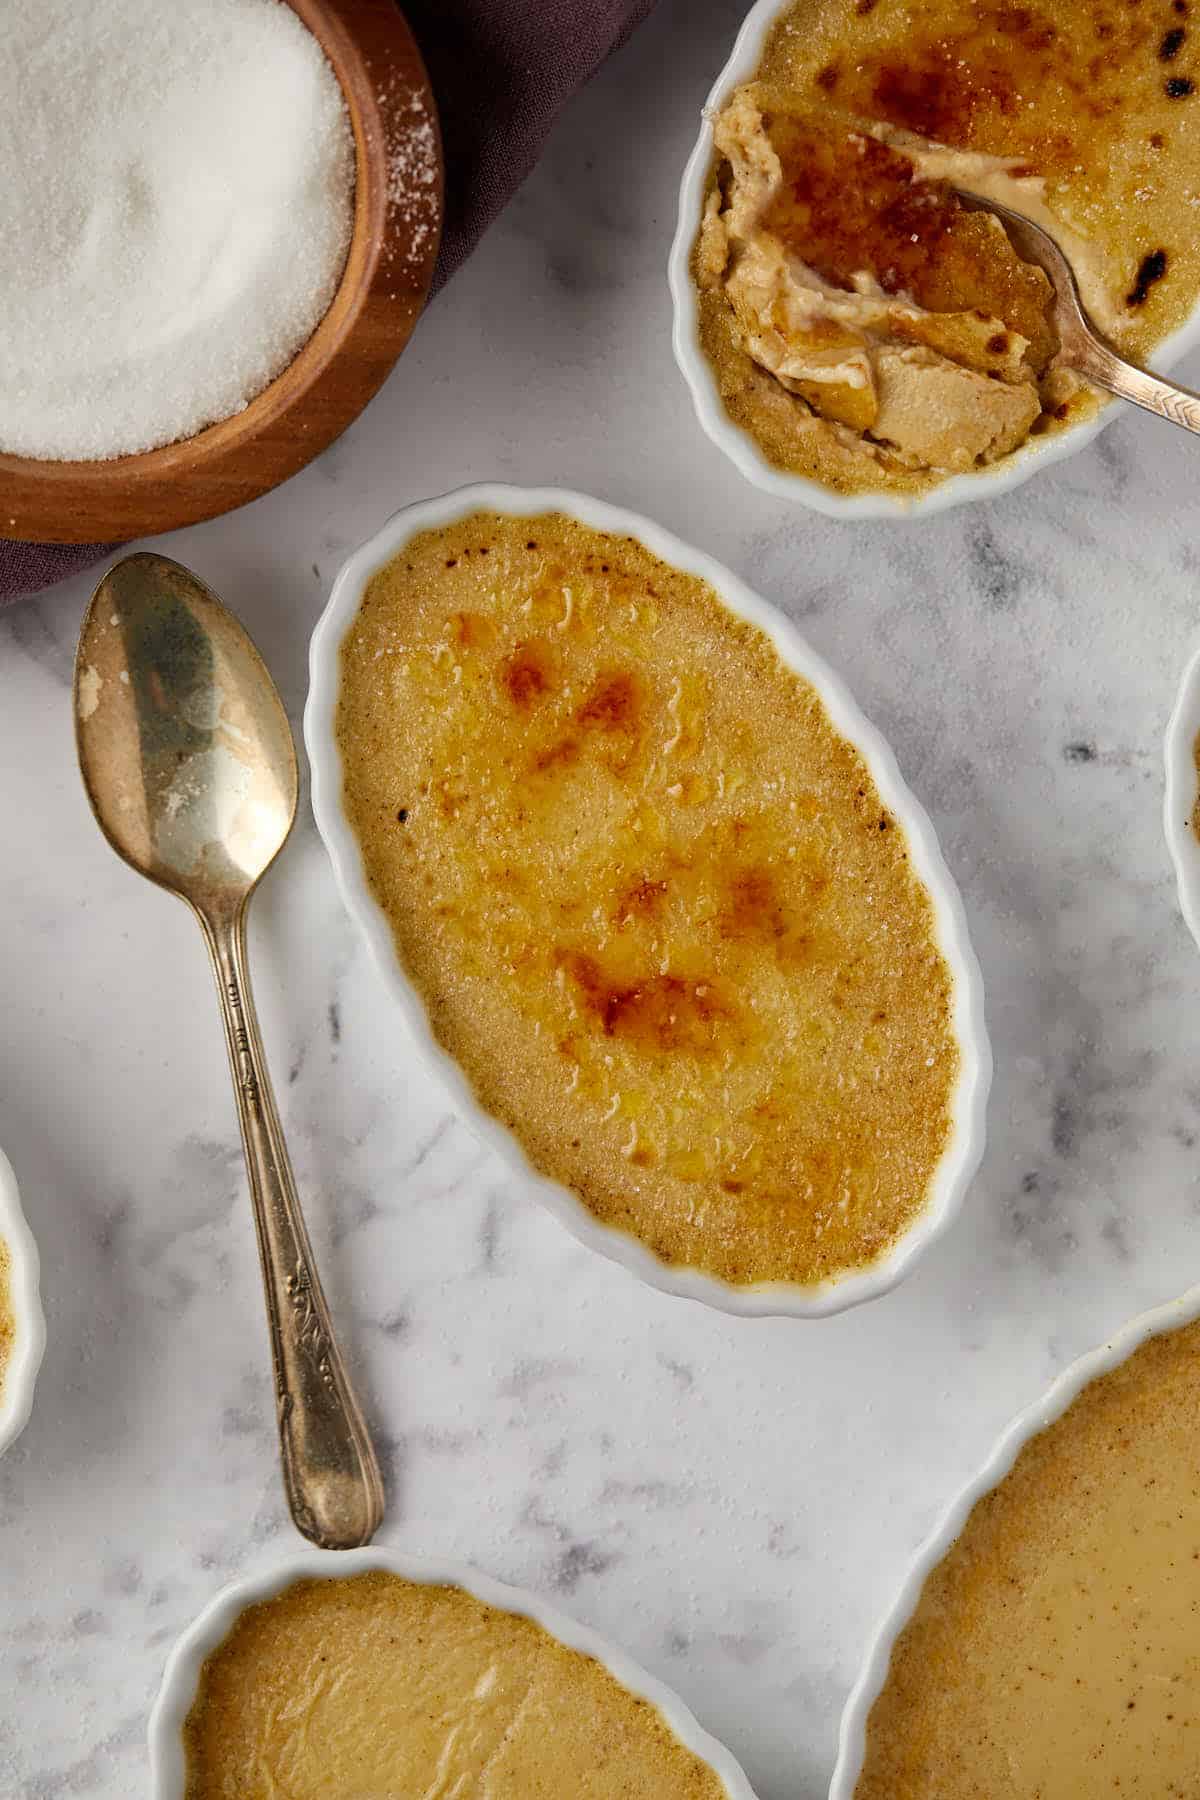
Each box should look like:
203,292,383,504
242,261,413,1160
955,187,1200,435
74,552,383,1551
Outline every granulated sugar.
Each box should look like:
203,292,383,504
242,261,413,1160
0,0,356,462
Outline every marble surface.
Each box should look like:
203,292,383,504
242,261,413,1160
4,1,1200,1793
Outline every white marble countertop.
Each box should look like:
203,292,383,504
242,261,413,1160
5,2,1200,1794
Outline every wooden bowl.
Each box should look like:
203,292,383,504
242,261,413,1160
0,0,443,546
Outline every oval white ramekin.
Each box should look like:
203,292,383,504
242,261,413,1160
304,483,990,1318
829,1282,1200,1796
668,0,1200,520
1164,635,1200,953
149,1545,761,1799
0,1144,45,1458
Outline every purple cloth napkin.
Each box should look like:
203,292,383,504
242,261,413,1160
0,0,657,607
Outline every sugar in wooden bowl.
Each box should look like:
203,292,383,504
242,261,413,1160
0,0,443,544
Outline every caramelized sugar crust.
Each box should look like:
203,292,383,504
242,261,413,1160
183,1572,729,1798
697,0,1200,495
760,110,1056,366
857,1316,1200,1797
336,512,958,1290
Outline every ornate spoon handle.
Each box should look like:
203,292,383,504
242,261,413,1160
1066,330,1200,434
197,899,384,1549
951,189,1200,439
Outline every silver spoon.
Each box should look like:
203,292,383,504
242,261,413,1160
954,187,1200,434
74,552,383,1551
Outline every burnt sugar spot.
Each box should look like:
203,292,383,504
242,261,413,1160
500,639,558,710
1166,73,1195,93
449,610,496,651
614,875,669,925
526,669,647,778
531,733,580,773
720,865,790,944
874,56,996,139
563,953,735,1057
576,669,643,734
815,62,840,90
1126,247,1168,303
1160,24,1187,55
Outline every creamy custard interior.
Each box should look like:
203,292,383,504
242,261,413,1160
336,511,959,1290
856,1313,1200,1797
182,1571,732,1798
695,0,1200,496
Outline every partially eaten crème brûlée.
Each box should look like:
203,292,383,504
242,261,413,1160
183,1571,734,1798
337,512,960,1292
856,1313,1200,1797
695,0,1200,496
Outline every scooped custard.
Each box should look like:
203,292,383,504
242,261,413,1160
856,1312,1200,1797
182,1570,733,1798
336,511,960,1291
695,0,1200,496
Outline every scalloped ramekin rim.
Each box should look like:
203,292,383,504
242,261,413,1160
667,0,1200,521
1164,634,1200,953
0,1144,45,1459
304,482,990,1319
829,1280,1200,1797
148,1544,762,1799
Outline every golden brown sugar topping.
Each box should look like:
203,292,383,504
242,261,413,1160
826,1,1180,176
182,1571,731,1799
335,511,958,1290
761,0,1200,346
856,1315,1200,1798
695,0,1200,496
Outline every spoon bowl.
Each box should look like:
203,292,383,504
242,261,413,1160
76,554,297,907
75,553,383,1551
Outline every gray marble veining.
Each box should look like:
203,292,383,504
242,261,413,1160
4,0,1200,1794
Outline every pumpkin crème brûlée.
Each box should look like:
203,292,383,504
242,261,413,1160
856,1313,1200,1797
182,1571,735,1797
337,511,961,1292
695,0,1200,497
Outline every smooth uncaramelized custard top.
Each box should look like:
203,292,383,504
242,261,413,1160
182,1571,731,1798
857,1314,1200,1797
336,511,958,1289
695,0,1200,496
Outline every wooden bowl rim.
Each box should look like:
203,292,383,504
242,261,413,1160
0,0,443,545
